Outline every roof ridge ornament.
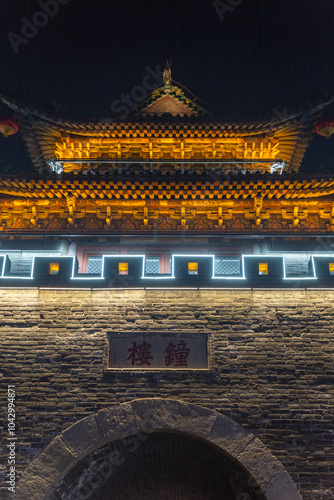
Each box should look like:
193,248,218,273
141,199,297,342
163,61,172,93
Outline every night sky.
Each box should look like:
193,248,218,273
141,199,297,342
0,0,334,173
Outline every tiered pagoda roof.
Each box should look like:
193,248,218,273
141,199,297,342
0,68,333,236
1,78,332,176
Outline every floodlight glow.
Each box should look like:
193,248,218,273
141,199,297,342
101,254,145,279
49,262,60,275
188,262,199,275
172,254,215,280
258,263,268,275
48,160,63,174
118,262,129,275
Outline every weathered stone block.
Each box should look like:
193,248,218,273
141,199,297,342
13,473,52,500
209,414,254,457
260,471,303,500
236,437,285,485
60,414,105,459
25,435,76,486
96,403,138,442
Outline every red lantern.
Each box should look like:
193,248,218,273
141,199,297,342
0,117,19,138
316,118,334,139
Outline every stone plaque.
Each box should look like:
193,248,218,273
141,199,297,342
108,334,208,370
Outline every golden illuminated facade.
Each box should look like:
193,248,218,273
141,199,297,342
0,176,334,234
0,70,333,237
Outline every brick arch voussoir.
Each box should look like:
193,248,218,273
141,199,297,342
13,398,302,500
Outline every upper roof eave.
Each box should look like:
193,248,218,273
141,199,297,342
1,90,333,174
2,92,332,130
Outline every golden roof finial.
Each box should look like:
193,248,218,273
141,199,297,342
163,60,172,93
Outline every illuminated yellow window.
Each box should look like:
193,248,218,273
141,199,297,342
329,263,334,275
118,262,129,275
188,262,198,275
49,262,60,275
258,263,268,275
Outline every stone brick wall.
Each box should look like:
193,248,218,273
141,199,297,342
1,289,333,499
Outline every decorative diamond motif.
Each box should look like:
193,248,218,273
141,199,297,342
145,257,160,274
88,257,103,274
215,259,241,276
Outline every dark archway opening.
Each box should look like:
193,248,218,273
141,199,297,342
52,432,266,500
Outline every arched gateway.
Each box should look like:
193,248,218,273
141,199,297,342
13,399,301,500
